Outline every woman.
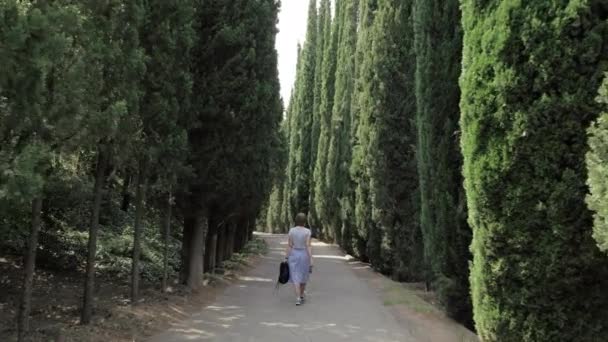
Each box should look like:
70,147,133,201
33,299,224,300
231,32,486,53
284,213,313,305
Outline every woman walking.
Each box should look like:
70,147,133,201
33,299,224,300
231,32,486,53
284,213,313,305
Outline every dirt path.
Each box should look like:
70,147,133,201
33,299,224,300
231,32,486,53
148,233,418,341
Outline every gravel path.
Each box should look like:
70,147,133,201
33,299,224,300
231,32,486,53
148,233,417,342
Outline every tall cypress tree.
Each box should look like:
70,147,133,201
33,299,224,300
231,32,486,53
325,0,358,248
365,0,421,279
285,55,300,227
238,0,283,241
292,0,317,215
460,1,608,340
0,1,96,336
413,0,471,324
136,0,195,301
184,0,283,277
81,0,147,323
268,117,289,233
351,0,377,259
313,0,341,240
308,0,330,230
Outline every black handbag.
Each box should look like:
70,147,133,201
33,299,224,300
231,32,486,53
274,260,290,292
278,261,290,284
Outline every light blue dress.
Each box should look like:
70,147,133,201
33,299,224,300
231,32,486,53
288,226,311,284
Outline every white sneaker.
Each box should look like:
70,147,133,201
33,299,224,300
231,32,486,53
296,298,302,306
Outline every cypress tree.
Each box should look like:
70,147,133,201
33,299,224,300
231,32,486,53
238,0,283,241
587,75,608,253
81,0,147,323
293,0,317,215
267,117,289,233
313,0,341,240
365,0,421,279
0,1,94,336
325,0,358,248
135,0,195,301
413,0,472,324
460,1,608,340
184,0,283,277
308,0,331,230
351,0,377,259
285,47,302,228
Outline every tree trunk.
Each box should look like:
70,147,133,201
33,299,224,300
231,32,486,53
248,218,254,242
82,148,107,325
161,191,172,293
17,197,43,342
180,215,194,285
225,222,236,261
187,212,207,291
120,172,131,212
205,219,218,273
216,225,225,265
234,217,246,253
233,227,242,254
130,159,147,305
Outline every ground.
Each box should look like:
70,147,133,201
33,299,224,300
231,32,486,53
148,233,478,342
1,234,477,341
0,245,262,342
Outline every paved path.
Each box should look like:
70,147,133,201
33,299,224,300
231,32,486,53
148,233,417,342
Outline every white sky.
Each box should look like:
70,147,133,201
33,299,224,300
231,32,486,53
276,0,310,103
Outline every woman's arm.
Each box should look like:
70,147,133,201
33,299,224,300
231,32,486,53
284,233,293,259
307,232,313,265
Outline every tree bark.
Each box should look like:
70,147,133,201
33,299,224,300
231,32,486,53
225,222,236,261
234,216,246,253
187,212,207,291
130,159,147,305
248,218,254,242
161,191,172,293
180,215,194,285
216,225,225,265
120,172,131,212
205,218,217,273
17,197,43,342
82,148,107,324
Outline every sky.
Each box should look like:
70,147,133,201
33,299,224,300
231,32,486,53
276,1,311,103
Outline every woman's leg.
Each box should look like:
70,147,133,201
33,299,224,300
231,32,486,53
293,282,301,298
300,283,306,296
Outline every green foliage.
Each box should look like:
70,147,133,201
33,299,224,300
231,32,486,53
350,0,377,259
0,0,91,203
186,0,282,215
0,174,182,282
266,119,290,233
139,0,194,183
587,75,608,253
413,0,472,324
312,0,341,239
325,0,358,248
290,0,317,215
223,237,268,270
361,0,421,280
460,1,608,340
0,0,283,329
308,0,331,230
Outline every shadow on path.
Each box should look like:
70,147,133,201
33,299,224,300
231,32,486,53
148,233,416,341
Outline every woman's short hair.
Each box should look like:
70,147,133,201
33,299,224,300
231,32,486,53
295,213,307,226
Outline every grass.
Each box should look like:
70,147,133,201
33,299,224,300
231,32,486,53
382,283,437,315
222,238,268,271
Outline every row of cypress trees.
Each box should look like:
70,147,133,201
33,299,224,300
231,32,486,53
461,1,608,340
265,0,469,324
265,0,608,339
0,0,282,340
